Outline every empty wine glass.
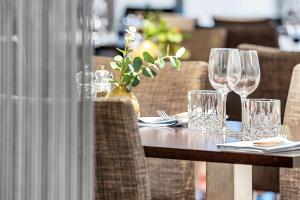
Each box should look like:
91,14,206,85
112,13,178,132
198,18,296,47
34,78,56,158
208,48,237,133
227,50,261,133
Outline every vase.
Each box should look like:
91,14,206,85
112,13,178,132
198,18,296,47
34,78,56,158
106,86,140,117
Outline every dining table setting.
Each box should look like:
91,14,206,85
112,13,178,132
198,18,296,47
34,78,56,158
88,24,300,199
121,47,300,200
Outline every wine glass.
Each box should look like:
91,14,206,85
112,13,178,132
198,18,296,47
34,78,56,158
208,48,237,133
227,50,261,133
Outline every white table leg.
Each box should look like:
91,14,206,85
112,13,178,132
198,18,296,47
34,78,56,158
206,162,252,200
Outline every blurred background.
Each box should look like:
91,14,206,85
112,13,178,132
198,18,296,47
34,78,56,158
92,1,300,199
93,0,300,57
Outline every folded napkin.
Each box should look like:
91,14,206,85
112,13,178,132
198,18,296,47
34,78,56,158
138,112,188,127
138,117,178,127
217,137,300,153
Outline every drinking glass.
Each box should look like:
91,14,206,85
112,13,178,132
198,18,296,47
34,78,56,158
208,48,237,133
94,66,113,98
76,65,94,98
188,90,222,131
227,50,260,133
245,99,281,139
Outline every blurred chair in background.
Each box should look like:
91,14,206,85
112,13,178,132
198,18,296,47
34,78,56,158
94,99,151,200
214,17,279,48
232,44,300,193
182,28,227,61
234,44,300,121
280,64,300,199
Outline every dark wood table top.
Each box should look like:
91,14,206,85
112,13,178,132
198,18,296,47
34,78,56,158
140,121,300,168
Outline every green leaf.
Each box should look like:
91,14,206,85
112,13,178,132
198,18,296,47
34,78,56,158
169,57,177,68
126,58,132,65
158,58,165,68
131,76,140,87
110,62,121,71
175,59,181,69
150,64,159,71
125,64,134,73
122,74,134,84
175,47,185,58
142,67,156,78
114,55,123,62
143,52,154,64
116,48,124,54
132,57,143,71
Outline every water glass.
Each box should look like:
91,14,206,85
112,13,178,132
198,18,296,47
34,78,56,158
188,90,222,131
245,99,281,139
94,66,113,98
76,65,94,98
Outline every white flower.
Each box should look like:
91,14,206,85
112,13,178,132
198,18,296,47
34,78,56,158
125,33,135,44
128,26,137,33
114,55,123,62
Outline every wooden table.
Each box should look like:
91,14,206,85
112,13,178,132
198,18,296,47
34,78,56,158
140,122,300,200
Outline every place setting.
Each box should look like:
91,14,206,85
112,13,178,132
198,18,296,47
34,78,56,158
138,110,188,127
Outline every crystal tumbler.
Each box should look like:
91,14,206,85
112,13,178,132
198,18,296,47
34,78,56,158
188,90,222,131
245,99,281,139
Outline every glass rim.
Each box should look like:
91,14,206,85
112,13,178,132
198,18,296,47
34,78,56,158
245,98,280,103
188,90,220,95
210,48,238,51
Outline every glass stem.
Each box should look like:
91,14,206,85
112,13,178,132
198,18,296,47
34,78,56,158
221,92,228,131
240,95,247,132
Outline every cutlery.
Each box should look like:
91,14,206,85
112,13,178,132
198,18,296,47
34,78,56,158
157,110,170,120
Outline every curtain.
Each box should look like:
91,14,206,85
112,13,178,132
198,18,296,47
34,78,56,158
0,0,94,200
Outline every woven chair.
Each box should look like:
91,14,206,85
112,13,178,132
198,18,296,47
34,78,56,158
134,61,208,200
182,28,227,62
234,44,300,192
134,61,208,116
214,17,279,48
235,44,300,122
94,98,151,200
280,65,300,199
94,56,209,199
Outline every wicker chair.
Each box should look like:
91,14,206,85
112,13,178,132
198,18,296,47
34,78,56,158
94,56,209,199
182,28,227,61
133,61,208,200
235,44,300,122
94,98,151,200
280,65,300,199
214,17,279,48
134,61,208,116
233,44,300,192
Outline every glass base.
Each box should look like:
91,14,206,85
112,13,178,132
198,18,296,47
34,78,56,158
219,126,241,136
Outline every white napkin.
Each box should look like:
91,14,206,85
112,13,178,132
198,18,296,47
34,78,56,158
172,112,188,126
138,117,178,127
217,137,300,153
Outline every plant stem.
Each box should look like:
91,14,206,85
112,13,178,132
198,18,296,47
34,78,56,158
119,41,129,86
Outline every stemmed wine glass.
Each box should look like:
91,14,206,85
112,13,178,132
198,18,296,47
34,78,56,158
227,50,261,133
208,48,237,133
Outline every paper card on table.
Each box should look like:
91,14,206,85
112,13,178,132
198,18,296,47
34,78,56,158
217,137,300,153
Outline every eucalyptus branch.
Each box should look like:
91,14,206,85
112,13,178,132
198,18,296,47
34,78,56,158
110,26,185,92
